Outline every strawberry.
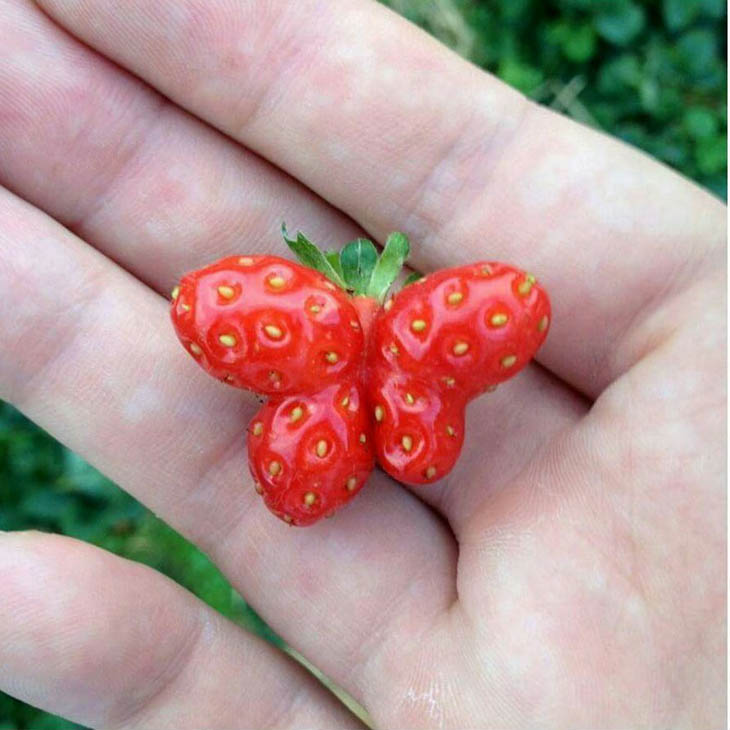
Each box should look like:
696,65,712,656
367,368,466,486
247,381,373,526
367,262,550,485
170,226,550,525
170,255,364,395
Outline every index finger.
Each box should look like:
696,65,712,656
37,0,726,398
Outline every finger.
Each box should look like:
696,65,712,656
0,0,585,526
0,0,360,296
36,0,726,398
0,531,363,729
0,186,456,710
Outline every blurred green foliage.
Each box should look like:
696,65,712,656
1,1,726,727
386,0,727,198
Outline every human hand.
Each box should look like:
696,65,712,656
0,1,725,728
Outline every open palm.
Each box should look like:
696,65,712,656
0,1,725,728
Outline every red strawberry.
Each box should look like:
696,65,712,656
170,227,550,524
367,262,550,485
170,255,364,395
247,381,373,525
367,369,466,485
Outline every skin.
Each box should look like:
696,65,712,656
0,1,725,728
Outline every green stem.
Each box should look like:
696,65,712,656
282,224,411,302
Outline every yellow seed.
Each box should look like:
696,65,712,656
447,292,463,305
341,396,349,407
384,298,393,311
303,491,317,506
350,320,360,329
490,312,509,327
290,406,303,423
538,315,549,332
389,343,400,355
442,377,455,388
316,439,328,457
283,514,293,523
219,334,237,347
180,303,191,312
411,319,427,333
346,476,358,491
325,351,338,364
252,422,263,436
374,405,384,422
254,481,263,494
480,264,493,276
224,374,235,382
189,343,202,356
501,354,517,368
264,324,283,339
426,466,437,479
401,435,413,452
269,371,281,386
217,285,235,299
517,274,536,296
453,341,469,356
238,257,254,266
359,433,367,444
446,425,456,437
268,275,286,289
268,461,281,476
309,304,322,313
170,285,180,300
404,392,415,405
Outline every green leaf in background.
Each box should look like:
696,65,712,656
699,0,726,19
663,0,701,31
683,106,720,139
498,57,544,92
639,76,660,113
498,0,532,22
597,53,643,94
675,28,718,78
562,23,597,62
545,20,597,63
557,0,596,9
595,0,646,46
696,134,727,175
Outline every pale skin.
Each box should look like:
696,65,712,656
0,0,725,728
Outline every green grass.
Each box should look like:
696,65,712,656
1,1,726,726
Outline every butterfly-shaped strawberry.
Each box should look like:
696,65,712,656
170,227,550,525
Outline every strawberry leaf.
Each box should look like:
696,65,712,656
340,238,378,294
367,232,410,301
325,251,346,282
403,271,424,287
281,223,347,289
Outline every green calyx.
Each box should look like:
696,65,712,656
281,223,412,302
